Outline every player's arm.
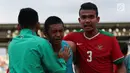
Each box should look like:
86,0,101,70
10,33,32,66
116,62,126,73
66,41,80,73
66,41,76,53
40,40,66,73
111,37,126,73
71,64,79,73
63,33,80,72
66,41,76,64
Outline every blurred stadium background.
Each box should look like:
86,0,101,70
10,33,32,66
0,22,130,73
0,0,130,72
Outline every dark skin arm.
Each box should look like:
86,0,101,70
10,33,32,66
66,41,80,73
116,62,126,73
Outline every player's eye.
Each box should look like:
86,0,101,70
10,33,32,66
80,15,87,19
80,15,96,19
52,30,57,33
88,15,95,19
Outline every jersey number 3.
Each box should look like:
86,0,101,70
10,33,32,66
87,51,92,62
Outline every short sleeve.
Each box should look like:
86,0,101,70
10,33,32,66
111,37,124,64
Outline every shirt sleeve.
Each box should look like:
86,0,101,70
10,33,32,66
111,37,124,64
39,40,66,73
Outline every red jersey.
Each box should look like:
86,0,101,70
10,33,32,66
63,30,124,73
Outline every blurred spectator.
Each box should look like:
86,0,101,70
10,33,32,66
114,42,129,73
119,42,130,73
0,56,8,73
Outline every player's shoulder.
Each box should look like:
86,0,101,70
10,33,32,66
33,36,49,44
62,40,69,46
67,32,79,35
62,40,73,50
99,30,114,37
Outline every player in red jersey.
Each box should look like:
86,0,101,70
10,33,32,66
63,2,126,73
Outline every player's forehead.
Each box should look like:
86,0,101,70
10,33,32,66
49,24,64,30
79,10,96,16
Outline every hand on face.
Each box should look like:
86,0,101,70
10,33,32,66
58,46,71,62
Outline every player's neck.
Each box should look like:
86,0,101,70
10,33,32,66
29,27,38,32
52,43,61,53
84,29,98,38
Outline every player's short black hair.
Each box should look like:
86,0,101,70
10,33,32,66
18,8,39,29
119,42,128,56
79,2,98,16
43,16,64,34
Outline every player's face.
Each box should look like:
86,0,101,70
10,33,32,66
47,24,64,44
78,10,100,32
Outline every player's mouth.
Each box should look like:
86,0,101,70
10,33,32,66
83,24,93,31
84,24,92,28
55,38,62,41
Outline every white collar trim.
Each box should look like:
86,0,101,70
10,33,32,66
83,32,100,40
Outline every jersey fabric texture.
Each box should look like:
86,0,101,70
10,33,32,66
63,30,124,73
8,29,66,73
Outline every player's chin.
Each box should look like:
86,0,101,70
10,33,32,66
84,28,93,32
54,40,62,44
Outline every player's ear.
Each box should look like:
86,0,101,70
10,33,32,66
36,22,40,30
96,16,100,23
78,17,81,23
17,24,21,31
42,28,49,39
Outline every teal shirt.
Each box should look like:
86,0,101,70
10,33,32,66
124,54,130,73
61,41,73,73
8,29,66,73
56,41,74,73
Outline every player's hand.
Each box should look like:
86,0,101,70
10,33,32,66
58,46,71,62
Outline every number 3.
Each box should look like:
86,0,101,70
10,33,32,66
87,51,92,62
